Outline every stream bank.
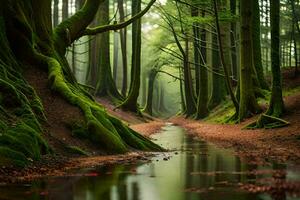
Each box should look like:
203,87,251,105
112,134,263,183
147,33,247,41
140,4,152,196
0,124,299,200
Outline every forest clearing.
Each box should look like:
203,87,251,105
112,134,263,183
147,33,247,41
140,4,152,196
0,0,300,199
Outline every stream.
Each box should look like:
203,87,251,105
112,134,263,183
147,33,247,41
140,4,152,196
0,124,299,200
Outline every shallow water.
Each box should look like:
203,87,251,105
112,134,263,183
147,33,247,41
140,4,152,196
0,124,299,200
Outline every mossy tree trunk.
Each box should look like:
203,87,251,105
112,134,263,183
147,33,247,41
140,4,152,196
0,0,161,167
239,0,261,121
267,0,284,117
119,0,141,113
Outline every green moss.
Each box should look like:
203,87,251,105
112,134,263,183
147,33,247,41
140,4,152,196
66,145,89,156
45,54,161,153
0,147,28,167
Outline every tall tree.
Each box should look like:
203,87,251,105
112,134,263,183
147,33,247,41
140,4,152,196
143,68,158,115
238,0,261,120
192,7,209,119
291,0,299,76
113,0,120,81
94,0,123,100
267,0,284,117
118,0,128,96
209,31,226,108
0,0,161,166
53,0,59,27
252,0,269,90
120,0,142,113
213,0,239,115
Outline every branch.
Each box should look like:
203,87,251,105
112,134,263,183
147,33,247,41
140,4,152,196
54,0,102,54
83,0,156,35
157,70,183,81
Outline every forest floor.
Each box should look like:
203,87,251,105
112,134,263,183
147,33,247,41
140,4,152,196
1,68,299,183
171,68,300,165
0,67,166,183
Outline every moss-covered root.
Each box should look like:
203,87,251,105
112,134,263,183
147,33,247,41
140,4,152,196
108,116,164,151
243,114,290,129
46,55,163,153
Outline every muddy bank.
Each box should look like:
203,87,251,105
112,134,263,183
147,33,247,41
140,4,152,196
0,119,166,184
0,152,159,184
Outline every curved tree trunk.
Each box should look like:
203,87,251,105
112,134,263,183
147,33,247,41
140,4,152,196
0,0,161,167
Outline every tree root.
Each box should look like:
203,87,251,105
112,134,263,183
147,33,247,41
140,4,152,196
46,55,163,153
243,114,289,129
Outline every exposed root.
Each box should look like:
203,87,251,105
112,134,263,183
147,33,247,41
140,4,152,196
45,55,163,153
244,114,290,129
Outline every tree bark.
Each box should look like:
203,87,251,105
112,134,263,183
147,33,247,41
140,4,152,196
118,0,128,96
252,0,269,90
94,0,123,100
239,0,261,120
143,69,158,115
267,0,284,117
119,0,142,113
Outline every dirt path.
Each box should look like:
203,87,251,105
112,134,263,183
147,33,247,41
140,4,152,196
171,92,300,165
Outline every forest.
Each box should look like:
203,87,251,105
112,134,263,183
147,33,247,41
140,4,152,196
0,0,299,199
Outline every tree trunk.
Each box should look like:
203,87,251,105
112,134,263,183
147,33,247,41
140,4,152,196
0,0,161,167
196,11,209,119
183,37,197,116
120,0,141,113
209,33,226,108
143,69,158,115
62,0,69,20
213,0,239,114
267,0,284,117
239,0,261,121
118,0,128,96
113,0,119,81
53,0,59,27
252,0,269,90
291,0,299,76
230,0,238,81
95,0,123,100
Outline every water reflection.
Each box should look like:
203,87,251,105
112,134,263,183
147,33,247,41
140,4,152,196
0,125,299,200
